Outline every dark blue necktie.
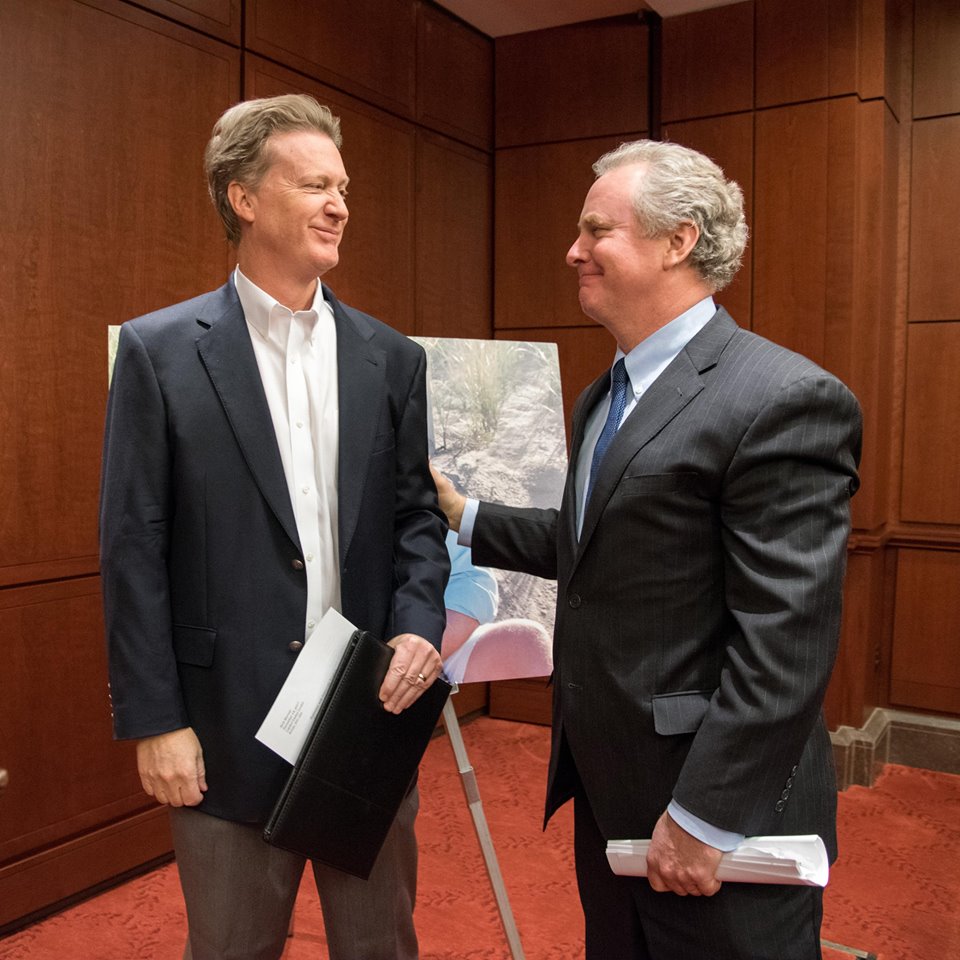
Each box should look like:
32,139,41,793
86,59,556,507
587,358,630,502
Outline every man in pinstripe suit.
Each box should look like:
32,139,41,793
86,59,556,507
434,140,862,958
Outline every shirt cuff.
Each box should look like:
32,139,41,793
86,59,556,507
667,800,744,852
458,498,479,547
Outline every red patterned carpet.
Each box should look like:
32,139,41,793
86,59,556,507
1,717,958,959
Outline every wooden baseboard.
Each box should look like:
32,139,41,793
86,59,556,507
488,676,552,725
0,806,172,934
832,707,960,789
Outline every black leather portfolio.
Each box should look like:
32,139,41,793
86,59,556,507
263,629,450,879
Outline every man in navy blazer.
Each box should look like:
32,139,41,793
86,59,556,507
435,140,861,959
100,95,449,960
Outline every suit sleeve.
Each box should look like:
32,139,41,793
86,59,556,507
671,374,862,833
100,324,188,740
470,501,561,582
389,348,451,649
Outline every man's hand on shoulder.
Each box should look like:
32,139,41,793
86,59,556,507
646,809,723,897
379,634,444,714
430,465,465,533
136,727,207,807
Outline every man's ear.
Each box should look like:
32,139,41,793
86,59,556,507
664,221,699,269
227,181,255,225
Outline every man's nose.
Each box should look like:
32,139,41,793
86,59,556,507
566,237,585,266
327,192,348,221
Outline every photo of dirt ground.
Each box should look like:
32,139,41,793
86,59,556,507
417,337,567,634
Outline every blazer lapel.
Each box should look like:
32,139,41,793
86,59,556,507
573,309,738,565
325,287,385,564
195,282,301,551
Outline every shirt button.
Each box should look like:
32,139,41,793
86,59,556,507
307,620,316,629
306,553,314,562
288,640,304,652
301,486,309,495
296,421,303,429
291,558,304,570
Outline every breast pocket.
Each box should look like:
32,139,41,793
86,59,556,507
370,428,395,456
620,472,696,497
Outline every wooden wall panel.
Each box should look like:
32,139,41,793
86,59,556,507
246,57,417,331
415,133,492,339
417,4,492,150
755,0,858,107
913,0,960,119
824,544,883,728
0,580,148,864
496,325,614,437
661,113,754,328
661,1,754,123
0,0,238,585
125,0,241,43
890,548,960,714
495,135,640,332
246,0,417,118
495,17,648,147
838,100,899,532
908,116,960,322
753,102,829,364
901,322,960,525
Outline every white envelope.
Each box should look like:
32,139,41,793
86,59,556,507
606,835,829,887
255,608,357,764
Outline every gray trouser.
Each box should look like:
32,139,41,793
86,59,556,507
169,786,420,960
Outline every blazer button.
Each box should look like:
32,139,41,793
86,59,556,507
568,594,582,608
775,800,786,812
288,640,304,652
291,558,305,570
781,789,790,800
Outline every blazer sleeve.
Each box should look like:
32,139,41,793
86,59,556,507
671,373,862,833
99,323,188,740
389,348,451,649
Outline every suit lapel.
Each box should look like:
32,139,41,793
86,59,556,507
572,308,738,567
195,282,301,551
326,287,385,564
559,371,610,571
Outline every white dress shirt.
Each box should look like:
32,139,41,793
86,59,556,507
234,268,341,641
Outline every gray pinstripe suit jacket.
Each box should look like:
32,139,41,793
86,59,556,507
472,307,862,857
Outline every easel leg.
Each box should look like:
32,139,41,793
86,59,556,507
441,694,526,960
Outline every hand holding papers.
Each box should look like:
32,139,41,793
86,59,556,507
606,835,829,887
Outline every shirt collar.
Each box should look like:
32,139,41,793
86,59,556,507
233,267,326,341
617,296,716,396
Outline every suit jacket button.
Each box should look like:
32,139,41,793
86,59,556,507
288,640,304,652
568,594,582,608
291,558,305,570
775,800,786,812
791,765,799,775
781,789,790,800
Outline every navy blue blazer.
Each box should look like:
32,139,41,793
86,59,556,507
100,280,449,822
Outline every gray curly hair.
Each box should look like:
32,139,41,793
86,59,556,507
204,94,343,245
593,140,748,291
